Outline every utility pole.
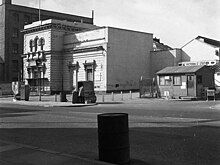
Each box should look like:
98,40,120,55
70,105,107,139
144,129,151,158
219,48,220,67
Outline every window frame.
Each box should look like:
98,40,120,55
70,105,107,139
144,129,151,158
12,28,19,38
13,13,19,22
34,37,39,52
12,60,18,72
173,75,182,86
159,75,172,86
12,43,19,54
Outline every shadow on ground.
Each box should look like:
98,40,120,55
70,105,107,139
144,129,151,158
0,126,219,165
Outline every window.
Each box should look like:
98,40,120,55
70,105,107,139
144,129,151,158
12,28,19,38
29,40,34,52
197,75,202,84
12,60,18,72
38,37,45,50
13,13,19,22
34,37,39,52
86,68,93,81
12,43,19,54
173,75,181,86
159,76,171,86
24,15,31,25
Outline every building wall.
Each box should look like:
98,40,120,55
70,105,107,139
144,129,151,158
63,27,153,92
182,39,219,61
106,27,153,91
63,27,107,92
0,3,6,82
157,75,188,98
151,49,189,78
157,67,214,98
0,1,93,82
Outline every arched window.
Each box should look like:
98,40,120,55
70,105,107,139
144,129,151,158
29,39,33,52
34,36,39,52
38,37,45,50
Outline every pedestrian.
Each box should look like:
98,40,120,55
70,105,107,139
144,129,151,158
78,85,84,103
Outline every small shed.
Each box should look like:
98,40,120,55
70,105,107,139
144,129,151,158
156,65,215,99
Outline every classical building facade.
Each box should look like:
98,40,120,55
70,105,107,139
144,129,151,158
22,19,97,93
22,19,153,93
0,0,93,83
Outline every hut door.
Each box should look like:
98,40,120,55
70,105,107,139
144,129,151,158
187,75,194,96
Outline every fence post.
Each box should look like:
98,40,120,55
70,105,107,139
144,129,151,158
121,91,123,101
0,87,2,96
112,92,114,101
102,93,105,102
55,93,57,102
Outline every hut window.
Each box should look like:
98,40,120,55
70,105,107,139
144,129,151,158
173,76,181,86
159,76,171,86
197,75,202,84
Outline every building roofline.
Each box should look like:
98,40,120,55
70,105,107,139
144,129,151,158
157,65,206,75
181,36,220,49
196,36,220,48
106,26,153,35
2,2,93,23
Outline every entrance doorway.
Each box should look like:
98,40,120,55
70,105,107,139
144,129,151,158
187,75,194,96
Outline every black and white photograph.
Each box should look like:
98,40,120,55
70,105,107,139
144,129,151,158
0,0,220,164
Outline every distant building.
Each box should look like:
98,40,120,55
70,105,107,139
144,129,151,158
180,36,220,90
0,0,93,83
150,39,191,79
157,65,215,99
153,38,172,51
22,19,153,93
181,36,220,62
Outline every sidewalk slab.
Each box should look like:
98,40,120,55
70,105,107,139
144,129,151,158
0,140,114,165
0,98,97,107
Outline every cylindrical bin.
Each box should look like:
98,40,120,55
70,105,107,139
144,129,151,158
97,113,130,165
20,85,30,101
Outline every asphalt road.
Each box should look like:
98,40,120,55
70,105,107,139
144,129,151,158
0,99,220,165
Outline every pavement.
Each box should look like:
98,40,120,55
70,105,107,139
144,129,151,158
0,94,119,165
0,93,140,165
0,139,114,165
0,93,220,165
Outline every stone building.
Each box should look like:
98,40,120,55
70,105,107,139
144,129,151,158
0,0,93,83
22,19,97,93
22,19,153,93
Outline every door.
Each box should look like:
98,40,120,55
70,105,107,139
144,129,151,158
187,75,194,96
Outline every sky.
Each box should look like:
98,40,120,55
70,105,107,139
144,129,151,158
4,0,220,48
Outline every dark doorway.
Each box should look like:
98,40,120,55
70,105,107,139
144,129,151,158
187,75,194,96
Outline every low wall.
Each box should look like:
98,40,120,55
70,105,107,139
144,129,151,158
0,83,13,95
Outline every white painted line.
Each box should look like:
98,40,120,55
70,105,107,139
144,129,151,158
69,111,101,115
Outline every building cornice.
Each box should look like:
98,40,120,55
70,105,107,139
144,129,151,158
21,23,86,34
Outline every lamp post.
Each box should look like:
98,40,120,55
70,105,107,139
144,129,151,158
219,48,220,67
39,67,41,101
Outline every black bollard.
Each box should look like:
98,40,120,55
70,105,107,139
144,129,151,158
97,113,130,164
60,91,67,102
